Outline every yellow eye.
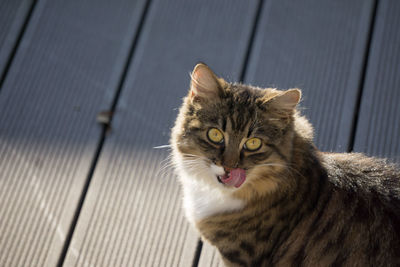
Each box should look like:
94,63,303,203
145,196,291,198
207,128,224,144
244,138,262,151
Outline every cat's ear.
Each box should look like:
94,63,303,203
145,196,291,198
189,63,226,101
264,89,301,111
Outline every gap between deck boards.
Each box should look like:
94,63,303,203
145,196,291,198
56,0,153,266
0,0,37,93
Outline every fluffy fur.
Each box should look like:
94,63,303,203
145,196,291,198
171,63,400,266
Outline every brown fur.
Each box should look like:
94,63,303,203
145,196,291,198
171,63,400,266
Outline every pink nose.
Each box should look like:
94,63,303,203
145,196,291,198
223,166,233,172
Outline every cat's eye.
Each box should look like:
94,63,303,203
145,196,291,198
244,138,262,151
207,128,224,144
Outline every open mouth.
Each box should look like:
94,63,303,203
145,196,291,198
217,168,246,188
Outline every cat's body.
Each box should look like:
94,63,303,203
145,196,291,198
171,63,400,266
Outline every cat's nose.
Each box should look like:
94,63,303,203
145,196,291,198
223,162,239,172
224,166,234,172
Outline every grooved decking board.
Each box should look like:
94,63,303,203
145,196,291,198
0,0,147,266
199,242,225,267
0,0,33,79
354,0,400,163
63,0,259,266
199,0,376,265
245,0,375,152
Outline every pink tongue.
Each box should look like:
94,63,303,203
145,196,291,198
221,168,246,188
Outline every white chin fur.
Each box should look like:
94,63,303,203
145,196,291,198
174,154,245,224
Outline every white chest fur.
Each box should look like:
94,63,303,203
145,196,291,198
180,174,245,224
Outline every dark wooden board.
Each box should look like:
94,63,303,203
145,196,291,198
354,0,400,164
0,0,147,265
0,0,34,81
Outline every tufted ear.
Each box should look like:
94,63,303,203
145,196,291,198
189,63,226,101
266,89,301,111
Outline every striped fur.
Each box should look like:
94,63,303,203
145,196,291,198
171,64,400,266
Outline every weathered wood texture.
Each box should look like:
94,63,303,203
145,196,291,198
0,0,147,266
354,0,400,164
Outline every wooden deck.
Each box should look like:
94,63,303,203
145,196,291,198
0,0,399,266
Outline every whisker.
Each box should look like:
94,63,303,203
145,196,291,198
156,152,208,178
153,144,172,149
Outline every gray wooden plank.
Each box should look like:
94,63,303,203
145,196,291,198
198,0,375,265
63,0,259,266
0,0,33,80
245,0,375,152
0,0,147,266
199,242,225,267
354,0,400,163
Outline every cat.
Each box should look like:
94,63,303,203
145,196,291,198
170,63,400,266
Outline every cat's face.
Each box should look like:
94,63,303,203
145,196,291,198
171,64,301,198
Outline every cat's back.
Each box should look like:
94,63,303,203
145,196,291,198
322,152,400,207
305,152,400,266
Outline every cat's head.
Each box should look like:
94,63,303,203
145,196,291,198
171,63,312,200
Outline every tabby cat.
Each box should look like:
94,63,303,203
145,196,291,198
171,63,400,266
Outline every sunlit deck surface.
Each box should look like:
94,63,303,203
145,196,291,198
0,0,399,266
